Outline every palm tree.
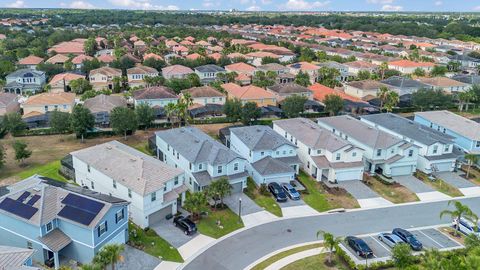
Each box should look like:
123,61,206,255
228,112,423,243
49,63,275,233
379,62,389,80
93,244,124,270
164,103,177,128
465,154,478,179
377,86,389,112
440,200,478,236
317,230,342,264
184,192,208,220
384,91,400,113
179,92,194,126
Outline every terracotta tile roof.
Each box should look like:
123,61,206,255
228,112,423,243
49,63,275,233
225,62,256,73
182,86,225,98
417,77,468,87
127,65,158,75
161,65,194,77
388,60,435,68
227,52,246,59
90,67,122,77
143,53,163,61
195,40,210,46
246,51,280,59
24,92,75,106
208,53,222,61
18,55,43,65
288,61,318,71
173,45,189,52
222,83,276,100
71,54,93,64
48,40,85,55
96,54,115,63
49,73,84,85
46,54,69,64
186,53,203,60
180,40,195,46
309,83,365,103
345,61,378,69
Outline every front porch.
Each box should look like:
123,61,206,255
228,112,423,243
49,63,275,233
38,228,72,270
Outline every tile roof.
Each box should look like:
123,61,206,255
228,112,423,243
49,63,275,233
268,83,312,95
0,246,37,270
230,125,296,151
90,67,122,77
246,51,280,58
257,63,288,72
346,80,388,90
46,54,69,64
24,92,75,106
48,40,85,55
417,77,467,88
225,62,256,73
182,86,225,98
0,93,18,108
143,53,163,61
309,83,365,103
71,54,93,64
345,60,378,69
415,110,480,141
83,94,127,113
18,55,44,65
388,60,435,68
194,64,225,73
96,54,115,63
38,229,72,252
288,61,319,71
71,141,183,195
48,73,84,86
161,65,194,77
133,86,177,100
127,65,158,75
222,83,276,100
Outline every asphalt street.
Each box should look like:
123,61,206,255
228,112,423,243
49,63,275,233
181,197,480,270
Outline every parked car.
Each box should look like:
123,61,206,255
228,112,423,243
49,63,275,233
452,217,480,236
346,236,373,258
173,215,197,235
268,182,288,202
281,183,300,200
392,228,423,251
377,233,404,248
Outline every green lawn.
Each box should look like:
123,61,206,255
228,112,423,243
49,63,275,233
127,222,183,263
197,208,244,238
415,172,463,197
281,254,351,270
130,141,154,156
297,171,331,212
15,160,68,182
244,178,283,217
365,176,419,204
251,243,322,270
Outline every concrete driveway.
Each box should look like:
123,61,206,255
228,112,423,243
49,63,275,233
150,218,195,248
437,172,480,196
279,198,318,218
393,175,451,201
224,193,278,227
335,180,393,208
117,246,161,270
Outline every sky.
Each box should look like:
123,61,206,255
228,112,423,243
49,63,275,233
1,0,480,12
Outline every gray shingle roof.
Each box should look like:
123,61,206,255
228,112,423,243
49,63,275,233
415,110,480,141
71,141,183,196
5,68,44,79
156,126,243,165
268,83,312,95
195,64,225,73
251,156,294,176
133,86,177,100
83,94,127,114
273,118,354,152
451,74,480,85
381,76,429,89
361,113,454,146
230,125,296,151
317,115,403,149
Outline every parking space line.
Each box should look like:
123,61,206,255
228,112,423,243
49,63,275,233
371,236,391,253
418,230,445,248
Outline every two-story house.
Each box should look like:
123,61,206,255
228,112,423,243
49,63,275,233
155,127,248,192
181,86,226,106
89,67,122,91
23,92,76,116
4,69,46,95
194,65,226,85
0,92,20,116
361,113,460,174
132,86,178,109
127,65,159,88
71,141,185,228
415,110,480,157
317,115,419,177
273,118,364,183
266,83,313,102
229,125,300,185
0,245,39,269
0,175,129,270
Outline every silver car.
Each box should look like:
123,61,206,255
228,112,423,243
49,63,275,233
378,233,404,248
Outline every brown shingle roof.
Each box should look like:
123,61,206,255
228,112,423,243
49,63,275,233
182,86,225,98
24,92,75,106
133,86,177,100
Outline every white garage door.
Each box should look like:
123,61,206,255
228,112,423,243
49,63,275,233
391,165,412,176
434,162,453,172
336,170,362,181
149,204,173,226
231,182,243,193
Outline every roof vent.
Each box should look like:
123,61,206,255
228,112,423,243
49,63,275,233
194,139,200,143
130,158,137,162
33,187,41,192
106,146,112,150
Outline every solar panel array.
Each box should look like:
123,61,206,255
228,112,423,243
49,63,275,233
26,195,41,206
16,191,31,202
58,193,105,226
0,198,38,220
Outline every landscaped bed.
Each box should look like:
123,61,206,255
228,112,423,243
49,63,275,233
251,243,322,270
459,165,480,186
364,175,419,204
281,253,352,270
415,171,463,197
297,171,359,211
244,177,283,217
127,222,183,263
197,207,244,238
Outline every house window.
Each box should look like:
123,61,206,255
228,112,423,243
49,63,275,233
176,153,179,159
283,150,286,155
44,105,48,112
164,185,167,191
97,221,108,237
167,145,170,151
433,145,438,154
27,241,32,249
307,161,310,168
91,181,94,189
115,209,124,223
128,189,132,198
87,165,90,173
234,162,239,171
295,139,297,145
317,149,321,154
352,152,357,157
249,151,252,157
261,151,265,156
217,166,223,174
284,132,287,138
444,145,449,152
408,150,414,157
46,222,53,232
199,163,203,170
376,149,382,156
477,141,480,148
276,151,279,155
308,149,311,154
113,180,117,189
189,177,192,185
174,176,179,185
289,150,293,154
151,192,156,202
336,153,341,161
189,163,192,170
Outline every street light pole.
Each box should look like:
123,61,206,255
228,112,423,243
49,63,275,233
238,197,242,223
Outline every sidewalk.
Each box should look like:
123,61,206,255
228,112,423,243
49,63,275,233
264,247,326,270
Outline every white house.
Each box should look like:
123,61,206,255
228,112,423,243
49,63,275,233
361,113,459,174
155,127,248,193
70,141,186,228
229,125,300,185
132,86,178,108
127,65,159,88
317,115,419,178
273,118,364,183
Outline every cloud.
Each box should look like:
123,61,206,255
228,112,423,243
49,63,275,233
246,5,261,11
108,0,178,10
434,1,443,6
366,0,393,3
6,0,26,8
281,0,330,10
69,1,95,9
382,4,403,11
202,0,220,8
474,6,480,11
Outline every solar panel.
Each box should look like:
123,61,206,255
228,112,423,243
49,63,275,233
61,193,105,214
58,205,96,226
0,198,38,220
26,195,41,206
16,191,31,202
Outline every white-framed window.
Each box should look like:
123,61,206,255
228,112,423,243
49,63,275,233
444,145,449,152
115,209,124,224
376,149,382,156
27,241,32,249
217,165,223,174
91,181,94,190
317,149,321,154
234,162,239,171
128,189,132,198
46,222,53,233
87,165,90,173
336,153,341,161
113,180,117,189
199,163,203,170
97,221,107,237
408,150,414,157
174,176,179,185
476,141,480,148
352,152,357,157
151,192,156,202
307,161,310,168
261,151,265,156
433,145,438,154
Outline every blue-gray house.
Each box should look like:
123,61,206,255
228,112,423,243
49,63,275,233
414,110,477,156
0,175,129,269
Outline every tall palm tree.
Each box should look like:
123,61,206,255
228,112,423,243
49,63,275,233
379,62,389,80
377,86,389,112
164,103,177,128
317,230,342,264
440,200,478,236
93,244,124,270
179,92,194,126
384,91,400,113
465,154,478,179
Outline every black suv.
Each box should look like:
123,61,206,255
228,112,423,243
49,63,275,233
173,215,197,235
392,228,423,251
346,236,373,258
267,182,288,202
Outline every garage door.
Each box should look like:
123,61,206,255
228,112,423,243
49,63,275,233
149,204,173,226
231,182,243,193
336,170,362,181
434,162,453,172
391,166,412,176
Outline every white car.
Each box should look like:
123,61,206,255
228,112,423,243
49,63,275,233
453,218,480,236
378,233,404,248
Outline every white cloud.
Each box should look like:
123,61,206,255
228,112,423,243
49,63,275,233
246,5,261,11
6,0,26,8
281,0,330,10
202,0,220,8
382,4,403,11
366,0,393,4
434,1,443,6
474,6,480,11
69,1,95,9
108,0,178,10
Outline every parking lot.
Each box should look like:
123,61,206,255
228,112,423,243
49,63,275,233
340,227,463,264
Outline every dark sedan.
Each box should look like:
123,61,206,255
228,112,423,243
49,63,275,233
346,236,373,258
173,215,197,235
268,182,288,202
392,228,423,251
